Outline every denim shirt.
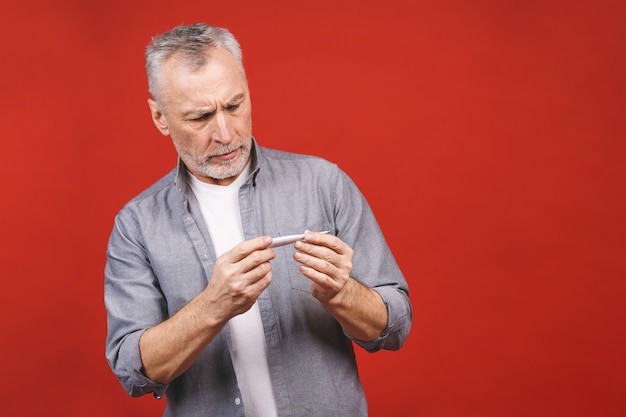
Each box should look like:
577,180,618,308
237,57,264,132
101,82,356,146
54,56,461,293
104,143,412,417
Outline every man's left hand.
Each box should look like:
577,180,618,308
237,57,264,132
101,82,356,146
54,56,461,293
293,231,353,303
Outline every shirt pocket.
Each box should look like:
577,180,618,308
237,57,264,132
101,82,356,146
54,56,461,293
272,223,333,293
272,236,311,293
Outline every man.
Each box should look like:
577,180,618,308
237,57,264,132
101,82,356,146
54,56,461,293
105,23,412,417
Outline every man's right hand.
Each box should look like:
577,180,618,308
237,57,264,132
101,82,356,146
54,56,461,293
139,235,274,384
201,235,275,324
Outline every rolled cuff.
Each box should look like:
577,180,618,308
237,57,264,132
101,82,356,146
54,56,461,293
113,329,169,398
348,286,412,353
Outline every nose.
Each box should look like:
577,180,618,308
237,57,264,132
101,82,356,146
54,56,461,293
214,111,234,144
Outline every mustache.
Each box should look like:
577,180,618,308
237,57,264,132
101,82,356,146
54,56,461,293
206,143,241,158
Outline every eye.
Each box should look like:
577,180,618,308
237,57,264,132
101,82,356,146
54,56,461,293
225,103,240,112
192,112,213,122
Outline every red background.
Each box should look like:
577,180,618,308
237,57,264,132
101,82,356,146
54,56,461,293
1,1,625,416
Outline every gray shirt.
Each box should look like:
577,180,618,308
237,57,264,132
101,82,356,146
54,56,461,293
105,142,412,417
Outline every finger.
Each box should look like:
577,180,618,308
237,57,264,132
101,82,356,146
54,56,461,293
241,256,274,283
299,264,342,299
239,247,276,276
225,235,274,263
234,268,273,299
295,240,353,274
298,263,335,285
209,259,272,302
302,231,348,254
293,249,339,278
212,238,274,289
220,270,273,318
295,240,333,261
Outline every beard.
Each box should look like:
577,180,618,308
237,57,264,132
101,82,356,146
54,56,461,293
182,138,252,181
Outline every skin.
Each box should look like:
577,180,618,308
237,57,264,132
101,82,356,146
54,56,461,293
148,47,253,186
140,46,388,384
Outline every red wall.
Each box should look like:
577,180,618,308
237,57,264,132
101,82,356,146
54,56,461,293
1,1,625,416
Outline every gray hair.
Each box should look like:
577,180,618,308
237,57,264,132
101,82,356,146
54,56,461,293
145,23,244,102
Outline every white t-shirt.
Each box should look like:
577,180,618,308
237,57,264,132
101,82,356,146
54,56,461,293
187,164,278,417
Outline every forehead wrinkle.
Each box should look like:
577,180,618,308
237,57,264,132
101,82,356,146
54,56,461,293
158,47,249,117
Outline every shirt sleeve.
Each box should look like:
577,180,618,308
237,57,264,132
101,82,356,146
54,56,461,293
348,286,413,352
104,208,169,398
332,167,413,353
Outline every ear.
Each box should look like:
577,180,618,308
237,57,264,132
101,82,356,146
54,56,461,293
148,98,170,136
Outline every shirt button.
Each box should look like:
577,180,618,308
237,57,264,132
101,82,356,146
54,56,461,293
235,397,242,406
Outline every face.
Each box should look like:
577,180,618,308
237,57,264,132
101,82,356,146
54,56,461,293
148,47,253,185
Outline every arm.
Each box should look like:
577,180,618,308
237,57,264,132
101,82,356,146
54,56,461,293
139,236,275,384
294,231,388,342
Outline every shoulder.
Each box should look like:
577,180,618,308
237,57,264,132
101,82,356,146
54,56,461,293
115,167,180,223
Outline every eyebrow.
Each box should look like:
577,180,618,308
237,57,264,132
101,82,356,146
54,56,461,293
181,107,214,118
225,93,245,106
181,93,246,118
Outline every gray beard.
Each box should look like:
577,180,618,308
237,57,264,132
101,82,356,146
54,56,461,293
191,142,251,180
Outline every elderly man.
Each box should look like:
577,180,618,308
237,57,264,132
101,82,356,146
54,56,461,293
105,23,412,417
